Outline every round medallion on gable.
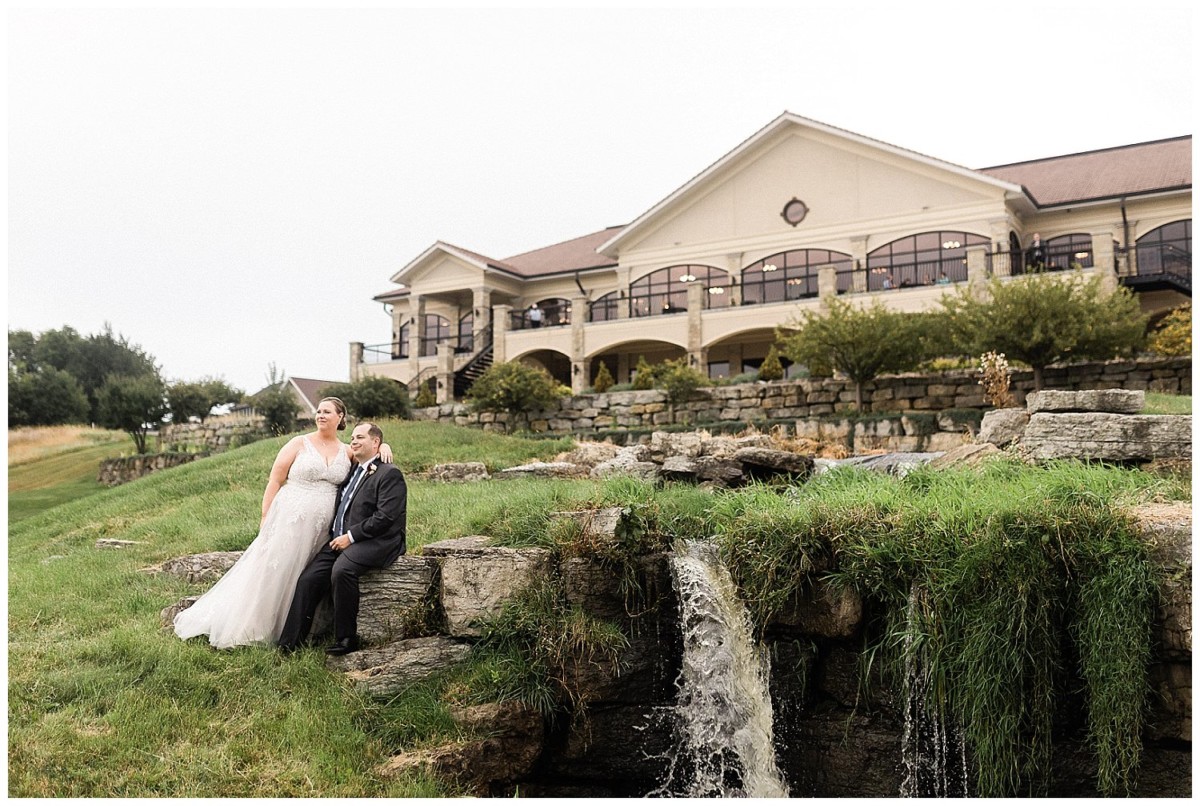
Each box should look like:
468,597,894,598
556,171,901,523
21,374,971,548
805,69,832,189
781,197,809,227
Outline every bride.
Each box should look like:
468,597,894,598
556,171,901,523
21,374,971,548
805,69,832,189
174,396,392,648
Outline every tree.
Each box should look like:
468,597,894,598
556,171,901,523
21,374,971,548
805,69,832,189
97,373,167,454
778,298,932,410
592,362,615,393
168,377,244,423
939,272,1147,390
1147,304,1191,357
8,367,90,426
413,382,436,409
465,361,567,415
255,365,302,437
655,358,709,405
757,346,785,382
318,375,410,420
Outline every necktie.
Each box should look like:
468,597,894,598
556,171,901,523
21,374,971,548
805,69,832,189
332,465,365,536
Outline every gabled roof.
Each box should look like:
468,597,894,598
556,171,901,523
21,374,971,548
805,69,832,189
978,136,1192,207
289,377,340,414
597,111,1028,256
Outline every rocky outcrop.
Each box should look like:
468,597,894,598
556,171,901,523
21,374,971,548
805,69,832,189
357,556,439,644
427,462,490,482
141,550,242,583
928,442,1003,469
978,408,1030,448
1027,389,1145,414
325,635,471,698
497,461,589,479
1023,412,1191,461
423,536,553,638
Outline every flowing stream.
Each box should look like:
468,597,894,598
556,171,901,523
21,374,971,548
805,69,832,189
652,540,789,797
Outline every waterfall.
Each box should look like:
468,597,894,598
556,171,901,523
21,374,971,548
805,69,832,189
651,540,789,798
900,585,969,797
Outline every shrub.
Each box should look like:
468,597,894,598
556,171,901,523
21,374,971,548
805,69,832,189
592,362,615,393
320,375,411,420
466,361,567,415
413,382,436,409
1147,304,1190,357
631,355,654,390
255,366,302,436
7,367,90,426
655,358,709,405
977,351,1016,408
96,373,168,453
757,346,785,381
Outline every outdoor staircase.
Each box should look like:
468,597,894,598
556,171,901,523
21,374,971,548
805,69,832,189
453,344,494,399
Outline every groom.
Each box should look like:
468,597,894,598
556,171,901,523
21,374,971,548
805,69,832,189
278,422,407,656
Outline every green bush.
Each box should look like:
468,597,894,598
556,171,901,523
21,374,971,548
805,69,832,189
319,375,411,420
1147,304,1190,357
631,356,654,390
592,362,615,393
757,346,785,381
655,357,709,405
413,382,436,409
465,361,567,415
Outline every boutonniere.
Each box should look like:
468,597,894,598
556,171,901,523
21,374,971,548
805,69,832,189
366,463,378,476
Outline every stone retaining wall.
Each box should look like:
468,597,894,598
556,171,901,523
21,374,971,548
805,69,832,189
412,357,1189,441
159,419,271,453
98,452,208,486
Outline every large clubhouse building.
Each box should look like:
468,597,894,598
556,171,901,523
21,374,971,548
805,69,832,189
352,112,1191,402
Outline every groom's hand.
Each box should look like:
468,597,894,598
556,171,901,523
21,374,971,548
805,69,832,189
330,534,352,551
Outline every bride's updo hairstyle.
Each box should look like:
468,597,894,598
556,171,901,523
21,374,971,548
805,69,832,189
319,396,348,430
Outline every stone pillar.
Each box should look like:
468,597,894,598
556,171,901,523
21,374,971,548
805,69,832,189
726,253,743,306
571,295,587,394
1092,234,1119,294
408,295,425,376
966,246,989,293
817,265,838,303
492,304,511,363
472,288,492,350
729,343,744,377
849,236,869,293
349,342,364,381
436,341,454,404
617,353,631,384
687,282,705,369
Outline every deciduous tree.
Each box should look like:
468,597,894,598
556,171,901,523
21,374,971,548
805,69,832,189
318,375,410,420
97,373,167,453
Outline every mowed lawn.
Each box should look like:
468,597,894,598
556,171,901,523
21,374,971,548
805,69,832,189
8,421,581,797
8,426,130,522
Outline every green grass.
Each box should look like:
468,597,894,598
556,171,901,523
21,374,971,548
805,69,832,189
1142,391,1191,415
8,430,131,523
7,421,581,797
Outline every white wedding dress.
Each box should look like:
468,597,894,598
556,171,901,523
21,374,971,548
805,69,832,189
174,436,352,648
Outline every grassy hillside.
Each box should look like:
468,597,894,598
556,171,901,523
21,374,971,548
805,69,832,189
7,421,580,797
8,426,131,522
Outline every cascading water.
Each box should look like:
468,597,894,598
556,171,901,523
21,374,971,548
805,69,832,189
900,584,969,797
651,539,789,797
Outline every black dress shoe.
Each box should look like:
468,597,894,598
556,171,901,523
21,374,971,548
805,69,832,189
325,637,359,656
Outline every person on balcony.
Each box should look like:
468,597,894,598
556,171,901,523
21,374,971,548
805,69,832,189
528,303,543,328
1026,233,1047,270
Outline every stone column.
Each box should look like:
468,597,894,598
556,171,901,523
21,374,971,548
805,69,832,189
492,304,511,363
407,296,425,376
849,236,869,293
617,353,631,384
966,246,989,293
571,295,587,394
349,342,364,381
818,265,838,303
1092,234,1119,294
726,253,743,305
687,282,705,369
436,341,454,404
472,288,492,350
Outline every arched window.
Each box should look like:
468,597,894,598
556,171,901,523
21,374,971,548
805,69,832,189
867,231,988,288
1136,220,1192,276
394,323,410,359
457,313,474,353
1043,233,1094,271
589,291,620,322
742,249,853,303
629,265,730,317
421,314,450,357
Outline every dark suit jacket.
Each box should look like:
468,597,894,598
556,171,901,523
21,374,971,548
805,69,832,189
335,460,407,568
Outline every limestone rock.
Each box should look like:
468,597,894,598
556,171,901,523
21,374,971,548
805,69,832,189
1026,389,1144,414
325,635,471,698
551,507,624,542
1129,502,1192,657
140,551,243,583
1023,413,1191,461
692,455,745,487
590,446,661,481
927,442,1003,469
95,539,143,549
424,536,553,637
377,701,544,794
160,595,200,629
1147,661,1191,744
731,447,814,480
357,555,439,644
427,462,490,482
770,581,863,639
649,431,704,460
555,441,620,467
978,408,1030,448
497,461,589,479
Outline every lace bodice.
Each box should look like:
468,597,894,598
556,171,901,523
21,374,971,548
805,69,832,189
287,436,352,491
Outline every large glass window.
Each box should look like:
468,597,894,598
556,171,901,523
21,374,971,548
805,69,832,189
420,314,451,357
394,323,410,359
1136,220,1192,276
512,297,572,329
629,265,730,317
742,249,853,303
589,291,620,322
1038,233,1094,272
867,231,987,289
457,313,474,353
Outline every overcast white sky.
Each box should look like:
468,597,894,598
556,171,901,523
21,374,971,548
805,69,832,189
7,4,1194,395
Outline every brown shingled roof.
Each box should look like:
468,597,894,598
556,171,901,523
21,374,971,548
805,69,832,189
979,136,1191,207
499,225,624,277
